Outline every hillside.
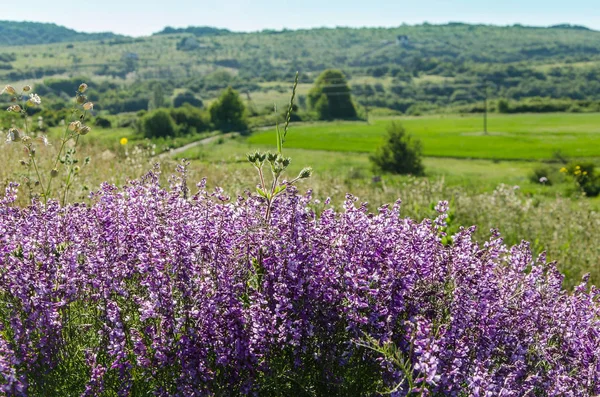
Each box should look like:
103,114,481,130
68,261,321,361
2,21,600,115
0,20,119,47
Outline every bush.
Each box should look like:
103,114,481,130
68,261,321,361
565,162,600,197
173,91,204,108
529,165,554,185
169,105,210,134
0,177,598,395
141,108,177,138
370,122,425,175
93,116,112,128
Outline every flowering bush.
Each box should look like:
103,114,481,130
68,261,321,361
0,166,598,396
560,163,600,197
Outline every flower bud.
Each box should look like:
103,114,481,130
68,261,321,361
76,95,87,104
68,121,81,132
78,83,88,93
73,166,80,173
83,102,94,110
2,85,16,95
78,125,91,135
298,167,312,179
22,85,31,92
7,128,21,142
50,169,59,178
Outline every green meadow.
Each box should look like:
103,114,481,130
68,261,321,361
248,113,600,160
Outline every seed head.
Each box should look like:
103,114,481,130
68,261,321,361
83,102,94,111
69,121,82,132
2,85,16,95
50,169,59,177
78,125,91,135
76,95,87,104
78,83,88,93
6,128,21,142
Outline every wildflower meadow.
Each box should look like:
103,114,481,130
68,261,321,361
0,82,599,396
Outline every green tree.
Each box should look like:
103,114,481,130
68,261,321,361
308,69,357,120
148,83,165,110
141,109,176,138
370,122,425,176
209,86,248,132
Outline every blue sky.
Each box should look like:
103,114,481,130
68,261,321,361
3,0,600,36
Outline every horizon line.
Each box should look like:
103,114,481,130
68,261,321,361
0,18,596,38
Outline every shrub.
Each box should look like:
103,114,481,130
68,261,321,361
529,165,554,185
564,162,600,197
169,104,210,134
0,175,598,395
141,108,176,138
93,116,112,128
173,91,203,108
370,122,425,176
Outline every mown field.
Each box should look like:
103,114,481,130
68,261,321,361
248,113,600,160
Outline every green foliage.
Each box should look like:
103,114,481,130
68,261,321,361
308,69,357,119
0,21,119,46
173,91,204,108
169,105,210,134
148,83,165,110
529,165,555,185
94,116,112,128
566,162,600,197
141,109,177,138
209,86,248,132
370,122,424,176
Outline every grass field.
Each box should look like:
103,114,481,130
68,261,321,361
248,113,600,160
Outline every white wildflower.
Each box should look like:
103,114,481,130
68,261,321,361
27,93,41,107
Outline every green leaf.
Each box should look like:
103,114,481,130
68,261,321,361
273,185,287,196
256,187,270,199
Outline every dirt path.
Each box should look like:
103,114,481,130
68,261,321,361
159,132,238,158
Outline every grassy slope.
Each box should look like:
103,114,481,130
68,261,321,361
248,113,600,160
2,23,600,83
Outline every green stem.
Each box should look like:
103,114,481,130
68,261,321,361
29,152,47,204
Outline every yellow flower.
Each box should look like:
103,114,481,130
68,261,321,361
575,170,582,175
559,167,567,173
583,171,588,175
575,165,581,170
120,137,128,145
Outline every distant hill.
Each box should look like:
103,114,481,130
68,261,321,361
0,21,120,46
154,26,233,36
3,21,600,115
